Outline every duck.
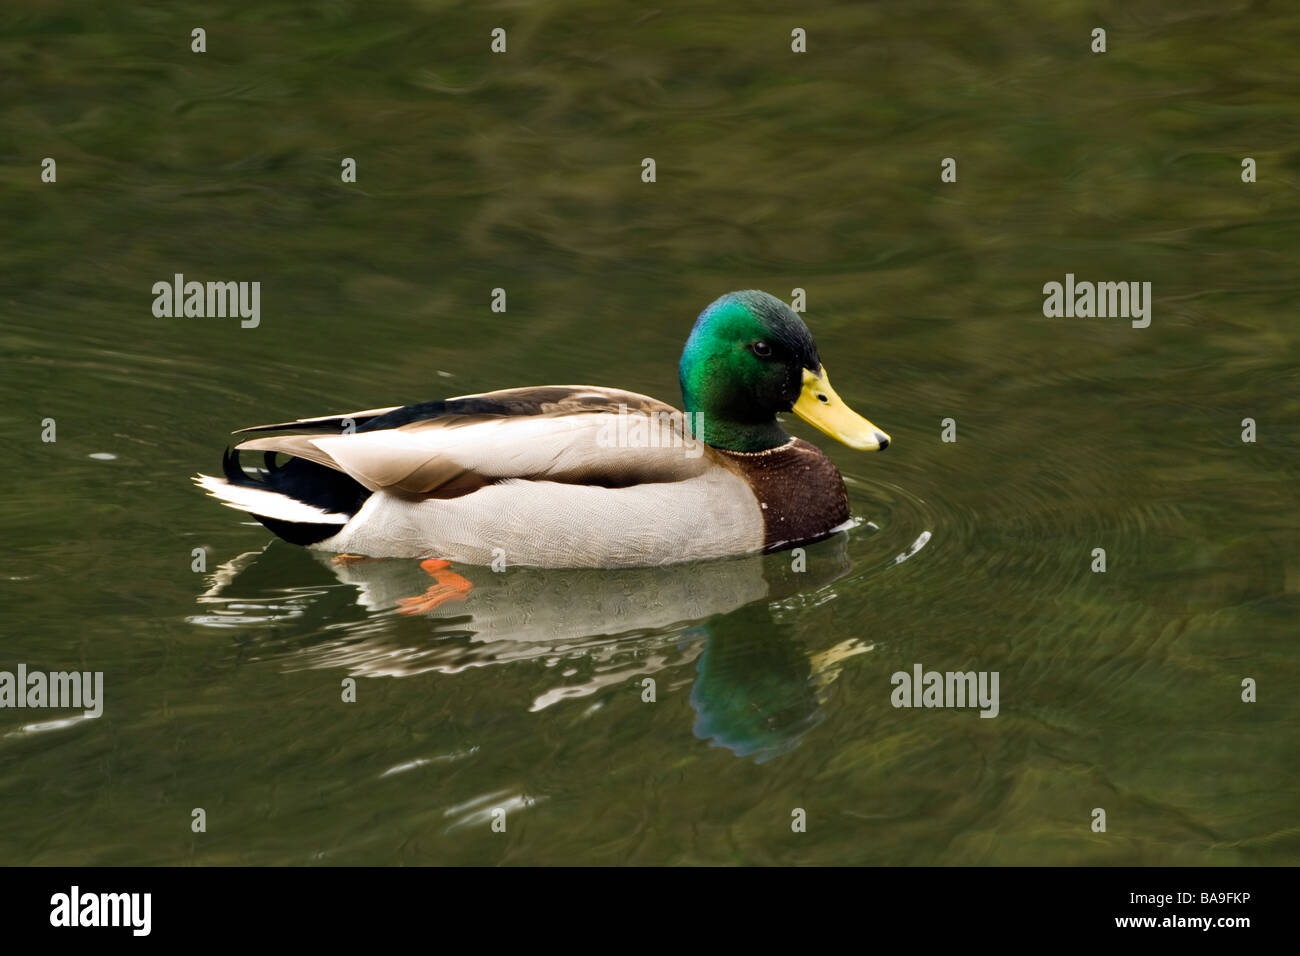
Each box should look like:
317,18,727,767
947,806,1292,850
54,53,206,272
195,290,891,569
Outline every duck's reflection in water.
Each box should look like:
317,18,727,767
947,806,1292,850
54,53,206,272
192,534,872,759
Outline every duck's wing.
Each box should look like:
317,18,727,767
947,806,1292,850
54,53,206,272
233,406,404,435
230,385,710,495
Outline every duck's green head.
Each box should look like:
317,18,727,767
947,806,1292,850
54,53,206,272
678,290,891,453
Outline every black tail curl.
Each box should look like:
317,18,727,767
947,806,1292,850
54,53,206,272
221,447,372,546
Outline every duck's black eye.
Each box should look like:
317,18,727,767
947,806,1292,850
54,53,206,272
751,341,772,358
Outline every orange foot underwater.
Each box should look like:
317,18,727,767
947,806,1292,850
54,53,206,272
396,558,474,615
332,553,374,566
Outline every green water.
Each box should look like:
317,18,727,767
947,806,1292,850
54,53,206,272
2,0,1297,865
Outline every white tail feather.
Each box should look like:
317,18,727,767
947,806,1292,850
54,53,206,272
193,474,350,524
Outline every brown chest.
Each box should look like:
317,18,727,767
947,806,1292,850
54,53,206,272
714,439,851,551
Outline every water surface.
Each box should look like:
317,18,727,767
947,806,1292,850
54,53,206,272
1,0,1297,864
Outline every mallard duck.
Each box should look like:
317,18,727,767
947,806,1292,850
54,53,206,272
195,290,890,569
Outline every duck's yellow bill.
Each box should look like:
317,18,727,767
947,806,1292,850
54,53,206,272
792,367,890,451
